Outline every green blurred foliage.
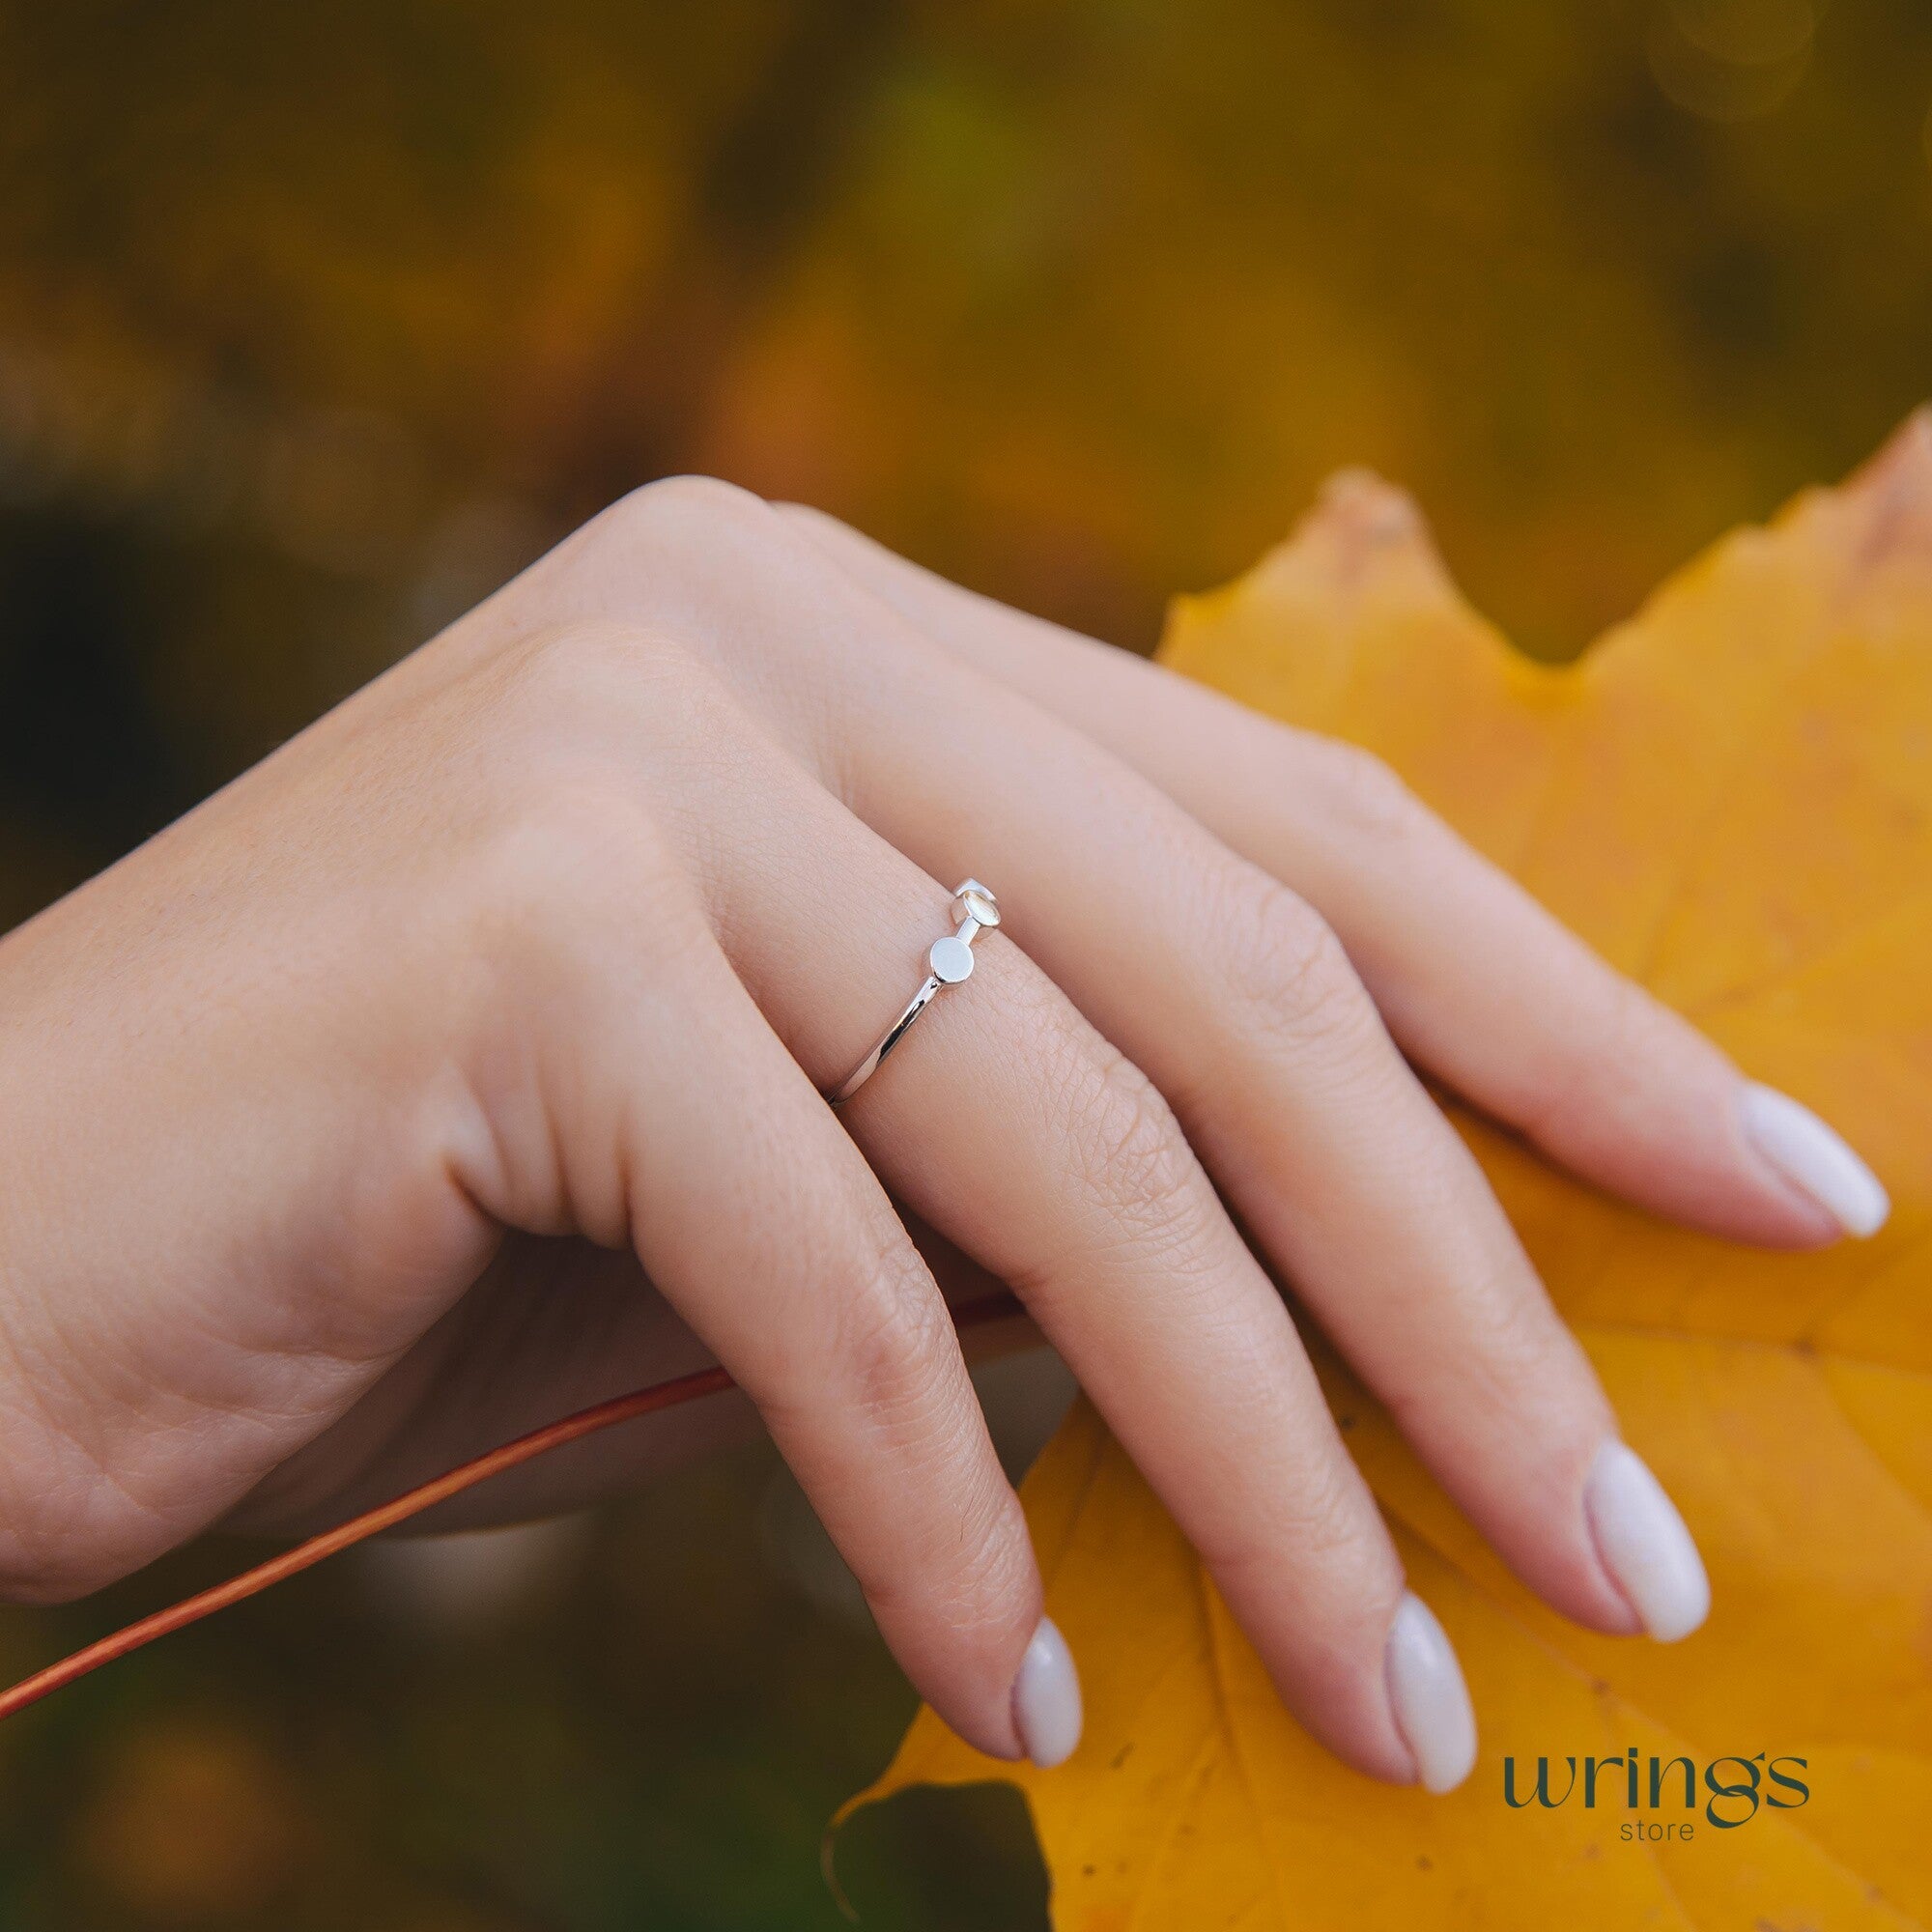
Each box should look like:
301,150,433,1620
0,0,1930,1922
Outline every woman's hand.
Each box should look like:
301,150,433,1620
0,477,1885,1789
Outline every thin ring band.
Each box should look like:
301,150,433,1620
827,880,1000,1106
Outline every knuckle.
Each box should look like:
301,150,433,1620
582,472,775,562
628,471,769,523
1204,1463,1366,1593
468,761,694,971
771,498,840,536
769,500,866,574
860,1485,1038,1696
1518,966,1660,1138
866,1467,1034,1638
1589,969,1671,1087
462,618,717,785
832,1258,963,1444
1062,1040,1211,1257
507,618,708,723
476,622,746,839
1221,871,1373,1044
1302,739,1424,848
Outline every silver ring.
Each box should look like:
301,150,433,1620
828,880,1000,1106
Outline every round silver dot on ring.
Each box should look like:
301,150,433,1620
928,934,976,983
827,881,999,1105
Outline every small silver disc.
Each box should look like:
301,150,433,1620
929,934,976,983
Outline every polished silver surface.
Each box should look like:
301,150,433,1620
828,881,997,1106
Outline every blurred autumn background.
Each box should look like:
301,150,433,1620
2,0,1931,1924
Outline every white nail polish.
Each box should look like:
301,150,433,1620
1740,1082,1889,1237
1584,1441,1711,1642
1011,1616,1082,1768
1383,1593,1476,1794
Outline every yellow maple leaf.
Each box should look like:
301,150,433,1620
842,416,1932,1928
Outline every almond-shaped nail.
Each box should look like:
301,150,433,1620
1740,1082,1889,1238
1011,1616,1082,1768
1584,1441,1710,1642
1384,1593,1476,1793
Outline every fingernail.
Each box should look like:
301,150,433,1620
1011,1616,1082,1768
1383,1593,1476,1793
1740,1081,1889,1237
1584,1441,1711,1642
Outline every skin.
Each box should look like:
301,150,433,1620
0,477,1845,1779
